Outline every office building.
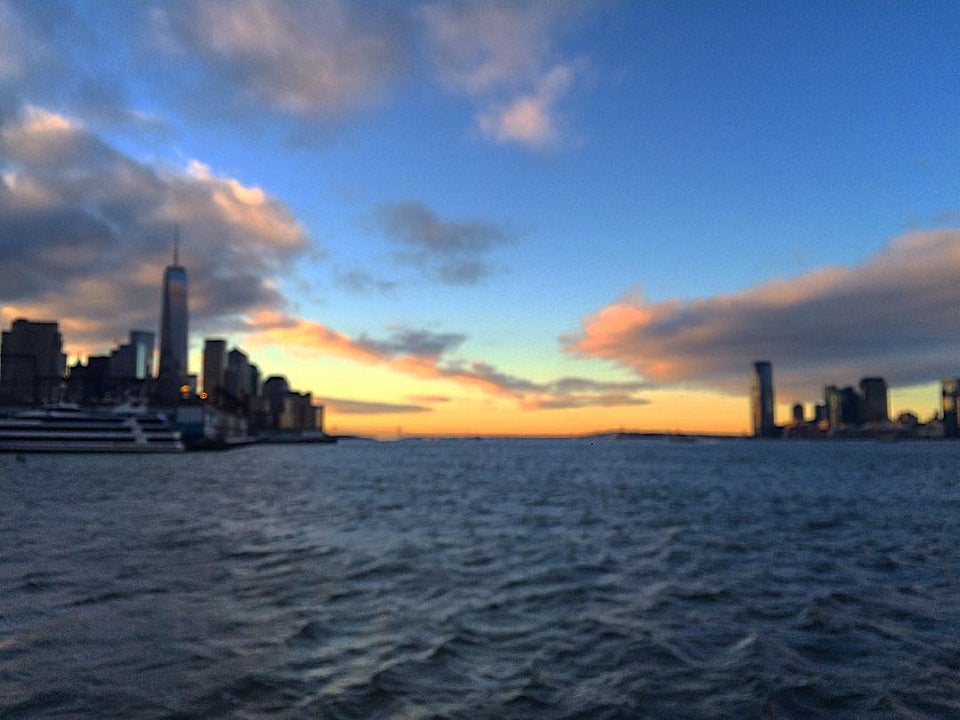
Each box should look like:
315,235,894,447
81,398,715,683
202,338,227,401
839,386,862,426
262,375,291,428
157,236,189,401
751,361,776,437
0,319,67,405
859,377,888,424
943,378,960,439
111,330,155,381
824,385,841,430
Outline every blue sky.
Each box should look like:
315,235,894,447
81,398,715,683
2,0,959,434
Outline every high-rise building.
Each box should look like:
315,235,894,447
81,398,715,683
859,377,888,424
751,361,776,437
0,319,67,405
262,374,291,428
839,386,862,426
942,378,960,439
111,330,155,381
225,348,250,400
157,236,189,402
202,338,227,400
130,330,155,380
824,385,841,431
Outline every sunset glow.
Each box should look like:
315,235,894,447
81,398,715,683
3,2,960,436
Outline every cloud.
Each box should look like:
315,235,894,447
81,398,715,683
564,230,960,398
374,201,514,285
244,311,650,410
418,1,584,148
478,63,574,148
2,1,594,147
0,106,310,354
356,328,467,360
148,0,406,120
319,397,431,415
0,2,157,130
408,394,452,403
335,269,397,294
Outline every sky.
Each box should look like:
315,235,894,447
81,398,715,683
2,0,960,437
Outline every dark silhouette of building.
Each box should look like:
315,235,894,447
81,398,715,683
223,347,259,414
791,403,805,425
824,385,841,430
261,375,291,429
111,330,155,381
752,361,777,437
859,377,888,424
0,319,67,405
260,374,321,434
157,235,189,402
202,338,227,401
839,386,862,426
943,378,960,439
65,355,111,404
109,330,155,399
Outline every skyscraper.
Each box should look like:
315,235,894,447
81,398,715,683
752,360,776,437
157,234,188,401
202,338,227,401
942,378,960,439
0,319,67,405
859,377,888,424
111,330,155,381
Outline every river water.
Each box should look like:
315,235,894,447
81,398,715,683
1,438,958,719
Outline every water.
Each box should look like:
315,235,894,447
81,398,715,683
1,438,958,719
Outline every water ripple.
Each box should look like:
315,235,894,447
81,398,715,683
1,439,958,718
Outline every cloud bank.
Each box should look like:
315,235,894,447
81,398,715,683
565,230,960,398
0,107,309,353
3,1,590,149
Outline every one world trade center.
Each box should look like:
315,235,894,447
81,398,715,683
157,232,188,402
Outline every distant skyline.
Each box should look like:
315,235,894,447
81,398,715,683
2,1,960,436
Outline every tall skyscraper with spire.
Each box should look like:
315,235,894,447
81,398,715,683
157,230,188,401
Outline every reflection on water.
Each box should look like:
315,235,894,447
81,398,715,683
1,438,958,718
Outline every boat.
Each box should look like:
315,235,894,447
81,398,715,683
0,402,185,453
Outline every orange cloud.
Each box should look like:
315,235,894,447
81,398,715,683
245,311,383,365
240,310,649,409
565,230,960,398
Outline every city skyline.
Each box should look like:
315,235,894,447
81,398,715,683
2,2,960,436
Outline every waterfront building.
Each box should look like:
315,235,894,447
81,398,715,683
249,363,261,401
751,361,776,437
202,338,227,401
0,319,67,405
791,403,805,425
262,375,290,428
943,378,960,439
839,386,862,426
157,236,189,402
859,377,889,424
110,330,155,382
824,385,841,431
279,391,316,431
224,347,257,412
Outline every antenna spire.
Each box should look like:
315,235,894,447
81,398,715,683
173,226,180,266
